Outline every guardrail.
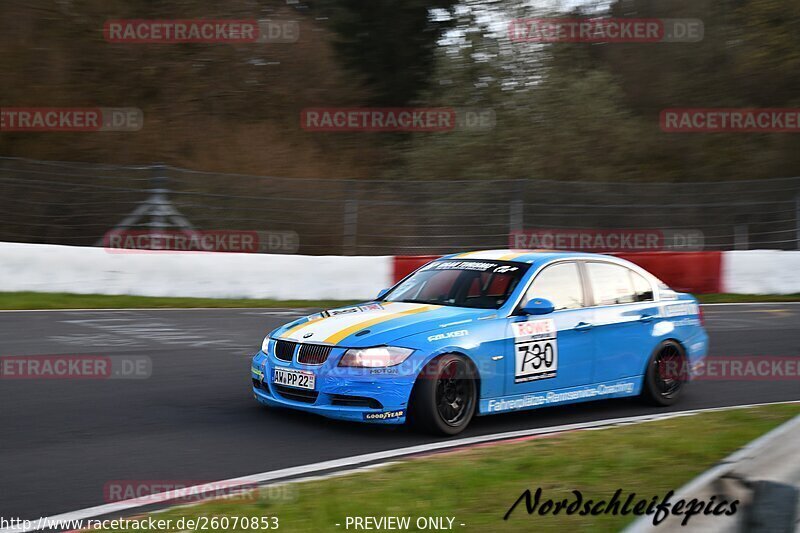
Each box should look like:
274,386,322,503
1,242,799,298
1,157,799,255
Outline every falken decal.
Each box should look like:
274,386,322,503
427,330,470,343
512,319,558,384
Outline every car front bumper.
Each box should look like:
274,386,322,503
251,350,417,424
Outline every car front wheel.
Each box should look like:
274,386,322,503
642,340,688,406
410,354,477,436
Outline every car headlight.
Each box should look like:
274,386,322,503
261,336,271,353
339,346,414,368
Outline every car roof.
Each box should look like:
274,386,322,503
441,249,618,265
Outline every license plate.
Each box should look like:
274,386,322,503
273,367,315,390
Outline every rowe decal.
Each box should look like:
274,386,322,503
512,319,558,383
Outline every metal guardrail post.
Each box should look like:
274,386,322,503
509,180,526,243
796,193,800,250
734,223,749,250
343,198,359,256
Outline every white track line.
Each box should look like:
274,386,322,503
1,302,799,313
0,308,314,313
701,302,800,306
3,400,799,533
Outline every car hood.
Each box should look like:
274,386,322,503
272,301,493,347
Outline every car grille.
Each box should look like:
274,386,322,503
252,379,272,397
273,340,297,362
297,343,333,365
330,394,383,409
273,385,318,404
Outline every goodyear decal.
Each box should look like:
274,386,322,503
364,410,404,421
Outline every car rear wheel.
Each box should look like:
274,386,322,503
410,354,477,436
642,340,688,406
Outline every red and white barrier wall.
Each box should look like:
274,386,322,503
0,242,392,300
0,242,798,299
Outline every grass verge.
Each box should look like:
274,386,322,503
92,403,799,533
696,293,800,303
1,291,798,310
0,292,357,310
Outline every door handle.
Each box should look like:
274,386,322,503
574,322,593,332
639,314,656,323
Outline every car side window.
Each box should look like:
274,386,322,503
630,270,655,302
522,262,584,311
586,262,637,305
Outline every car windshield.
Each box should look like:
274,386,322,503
382,259,529,310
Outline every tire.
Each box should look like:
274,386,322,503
409,354,477,436
641,340,688,406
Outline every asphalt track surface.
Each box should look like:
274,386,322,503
1,304,799,520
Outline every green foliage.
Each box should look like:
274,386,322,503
397,0,800,182
316,0,460,105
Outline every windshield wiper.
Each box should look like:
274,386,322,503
397,298,439,305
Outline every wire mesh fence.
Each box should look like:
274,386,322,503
0,157,799,255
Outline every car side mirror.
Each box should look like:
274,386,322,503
377,288,390,299
521,298,555,316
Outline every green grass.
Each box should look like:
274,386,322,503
696,293,800,303
0,292,358,310
91,404,799,533
0,291,798,310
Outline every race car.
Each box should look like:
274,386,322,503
251,250,708,435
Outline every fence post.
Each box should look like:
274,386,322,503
343,197,359,256
796,193,800,250
509,180,526,247
734,223,749,250
148,164,169,233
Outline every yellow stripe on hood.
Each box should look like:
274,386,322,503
280,302,398,340
323,304,440,345
281,314,329,339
